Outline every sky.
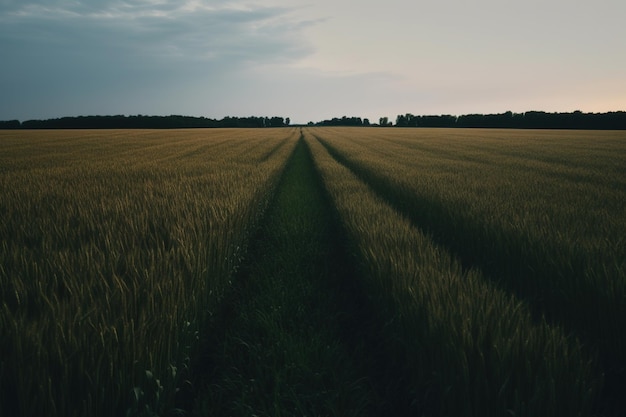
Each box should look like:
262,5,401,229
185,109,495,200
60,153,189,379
1,0,625,124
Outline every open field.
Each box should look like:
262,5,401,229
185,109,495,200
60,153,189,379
0,129,298,416
1,127,624,416
309,128,626,371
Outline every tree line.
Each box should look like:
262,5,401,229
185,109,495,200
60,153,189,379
311,116,371,126
395,111,626,129
311,111,626,129
2,111,626,129
0,115,290,129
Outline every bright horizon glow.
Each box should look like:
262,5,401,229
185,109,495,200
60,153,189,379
1,0,625,125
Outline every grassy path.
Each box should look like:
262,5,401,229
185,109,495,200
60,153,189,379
192,137,389,416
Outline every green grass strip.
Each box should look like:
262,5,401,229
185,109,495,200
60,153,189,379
193,138,377,416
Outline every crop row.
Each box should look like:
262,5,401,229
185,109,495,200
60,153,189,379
0,129,298,416
310,127,626,374
304,129,613,416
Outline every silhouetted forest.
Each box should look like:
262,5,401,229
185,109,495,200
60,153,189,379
396,111,626,129
0,115,289,129
2,111,626,129
312,111,626,129
312,116,371,126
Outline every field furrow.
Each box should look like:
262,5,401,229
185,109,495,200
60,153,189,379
193,136,384,416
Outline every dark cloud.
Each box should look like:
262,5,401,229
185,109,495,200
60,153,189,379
2,1,310,62
0,0,313,119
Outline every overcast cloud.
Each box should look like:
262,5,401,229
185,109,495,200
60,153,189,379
1,0,625,123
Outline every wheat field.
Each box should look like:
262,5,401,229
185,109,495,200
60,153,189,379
0,128,298,416
1,127,624,416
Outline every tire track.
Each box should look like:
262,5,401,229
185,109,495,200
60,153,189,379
192,136,400,416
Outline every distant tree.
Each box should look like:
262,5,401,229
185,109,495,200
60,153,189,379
285,117,290,126
268,116,285,127
315,116,364,127
379,117,391,126
0,120,21,129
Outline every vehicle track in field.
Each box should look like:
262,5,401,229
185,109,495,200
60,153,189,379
192,136,413,416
